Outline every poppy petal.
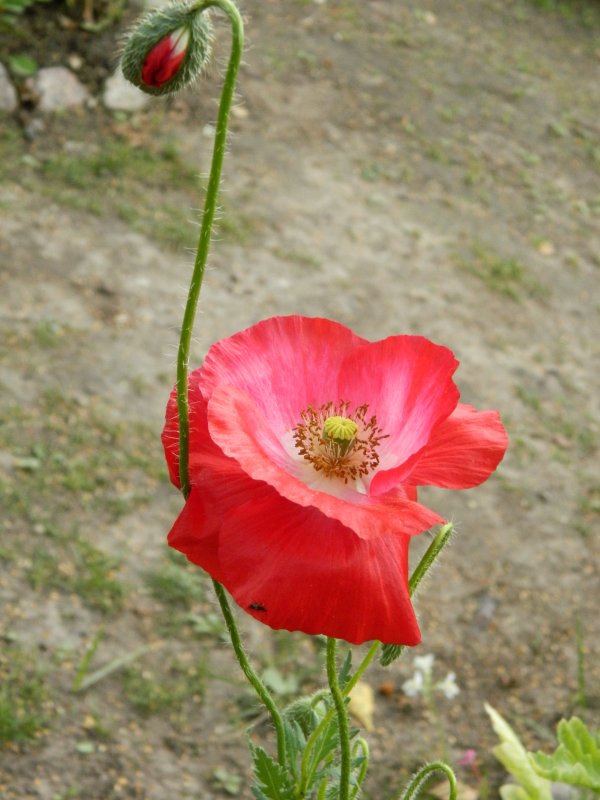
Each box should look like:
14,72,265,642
217,490,421,645
167,487,224,581
162,373,226,489
337,336,460,494
199,316,366,432
406,404,509,488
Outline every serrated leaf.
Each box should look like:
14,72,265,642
324,785,339,800
8,53,38,77
262,666,299,696
321,764,362,792
283,718,306,780
485,704,552,800
251,745,296,800
306,717,340,784
530,717,600,790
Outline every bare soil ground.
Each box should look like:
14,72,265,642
0,1,599,798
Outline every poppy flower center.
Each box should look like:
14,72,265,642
292,401,388,483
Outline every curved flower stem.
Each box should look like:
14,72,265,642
176,0,244,499
326,638,351,800
397,761,457,800
351,737,370,799
212,580,287,766
408,522,454,596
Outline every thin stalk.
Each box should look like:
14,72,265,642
326,638,351,800
398,761,457,800
343,641,379,696
212,580,287,766
351,737,370,799
408,523,454,596
176,0,244,499
169,0,285,770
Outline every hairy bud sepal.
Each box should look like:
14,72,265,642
121,2,213,96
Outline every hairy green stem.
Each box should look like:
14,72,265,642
169,0,286,773
343,641,379,695
212,581,287,766
409,522,453,596
398,761,457,800
351,737,370,799
326,638,351,800
176,0,244,499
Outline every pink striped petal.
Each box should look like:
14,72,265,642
199,316,367,433
406,404,509,488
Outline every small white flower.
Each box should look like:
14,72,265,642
402,670,424,698
436,671,460,700
414,653,435,675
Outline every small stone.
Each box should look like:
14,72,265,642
68,53,83,71
0,62,18,113
24,117,46,141
31,66,90,112
103,69,150,112
537,239,555,256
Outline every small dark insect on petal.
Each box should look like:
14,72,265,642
249,602,267,612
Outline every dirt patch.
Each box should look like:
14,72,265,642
1,0,599,798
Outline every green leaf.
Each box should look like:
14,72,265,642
213,767,243,796
306,717,340,783
283,718,305,781
530,717,600,790
8,54,38,77
262,666,299,697
251,746,296,800
485,704,553,800
499,786,533,800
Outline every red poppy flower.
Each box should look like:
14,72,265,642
141,27,189,88
162,316,507,645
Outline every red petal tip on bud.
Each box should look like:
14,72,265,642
141,27,190,88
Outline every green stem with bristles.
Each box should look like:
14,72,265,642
212,581,287,767
397,761,457,800
170,0,286,769
326,638,351,800
176,0,244,500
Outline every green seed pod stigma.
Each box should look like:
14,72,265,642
121,2,213,96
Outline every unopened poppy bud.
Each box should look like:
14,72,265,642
141,27,190,88
121,2,212,96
